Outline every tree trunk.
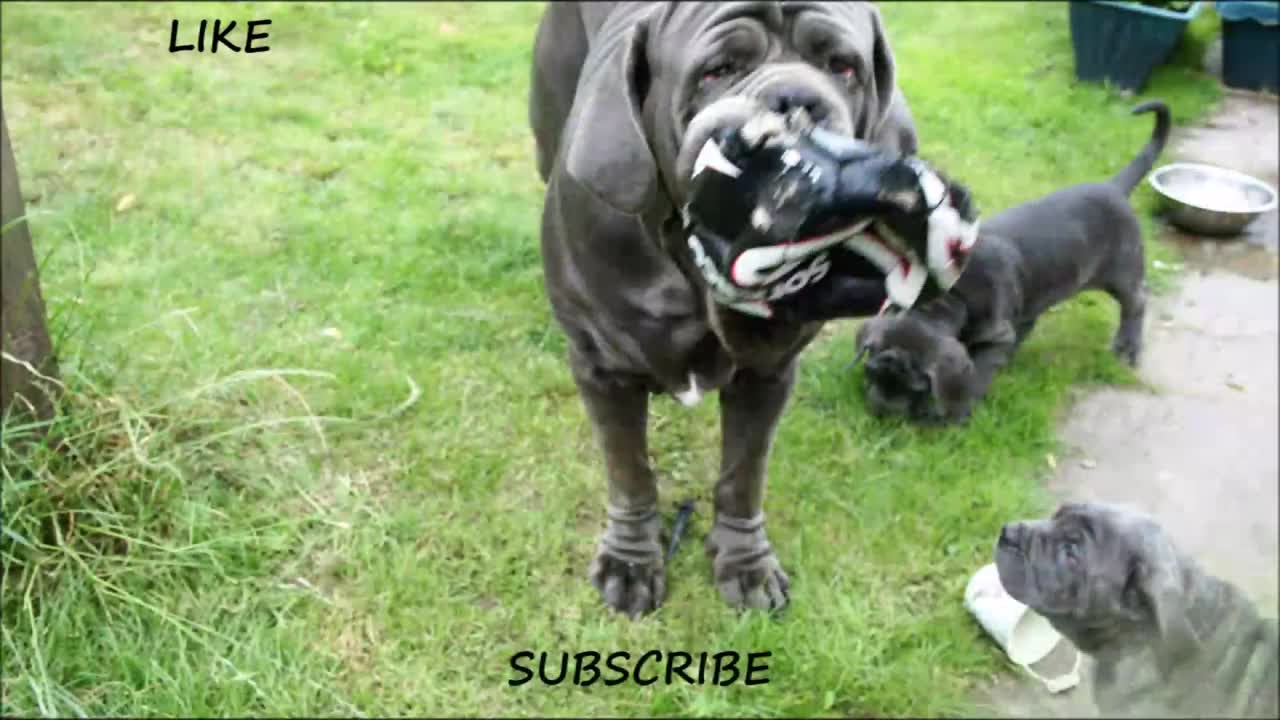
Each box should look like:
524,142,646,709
1,97,59,421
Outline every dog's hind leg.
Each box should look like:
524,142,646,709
705,363,796,612
1106,280,1147,367
571,354,666,618
1099,225,1148,367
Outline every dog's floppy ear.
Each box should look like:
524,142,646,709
846,321,877,369
854,319,883,357
924,337,974,419
860,4,899,143
1126,550,1202,677
563,17,659,216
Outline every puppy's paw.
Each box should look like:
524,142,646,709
1112,335,1142,367
590,505,666,618
913,408,955,427
908,396,967,427
704,513,791,612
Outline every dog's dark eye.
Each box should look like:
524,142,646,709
828,57,857,81
1061,540,1082,565
701,62,734,86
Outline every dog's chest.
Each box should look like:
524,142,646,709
657,302,817,407
642,243,803,402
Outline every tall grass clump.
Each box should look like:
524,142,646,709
1,338,388,716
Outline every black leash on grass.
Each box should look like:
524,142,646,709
665,499,697,563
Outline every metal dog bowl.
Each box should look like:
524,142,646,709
1149,162,1278,237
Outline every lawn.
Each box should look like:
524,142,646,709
1,2,1221,716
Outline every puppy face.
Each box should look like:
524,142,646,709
855,314,973,422
862,344,931,419
995,502,1199,663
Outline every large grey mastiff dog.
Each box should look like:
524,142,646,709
529,1,916,616
996,502,1279,718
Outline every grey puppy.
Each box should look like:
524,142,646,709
529,1,917,616
996,502,1279,718
854,101,1170,424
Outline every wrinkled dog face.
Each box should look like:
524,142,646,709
995,502,1195,659
562,1,904,224
855,314,972,422
856,315,932,418
862,348,932,419
666,2,900,197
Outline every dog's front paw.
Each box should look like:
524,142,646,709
590,505,666,618
704,513,791,612
915,403,970,427
913,408,951,427
1111,334,1142,367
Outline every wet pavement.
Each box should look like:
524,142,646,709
975,89,1279,717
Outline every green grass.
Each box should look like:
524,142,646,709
0,2,1220,716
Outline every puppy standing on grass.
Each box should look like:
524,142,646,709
995,502,1279,718
855,101,1171,424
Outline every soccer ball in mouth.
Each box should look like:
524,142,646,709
681,114,980,320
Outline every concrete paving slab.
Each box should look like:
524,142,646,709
974,89,1279,718
1049,270,1278,608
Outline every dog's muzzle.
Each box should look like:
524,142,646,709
676,64,853,186
866,352,930,396
732,63,853,134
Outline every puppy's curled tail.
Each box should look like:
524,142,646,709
1110,99,1171,196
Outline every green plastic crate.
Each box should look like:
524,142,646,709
1070,1,1203,92
1218,1,1280,93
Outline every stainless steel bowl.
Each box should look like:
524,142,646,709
1148,163,1278,237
